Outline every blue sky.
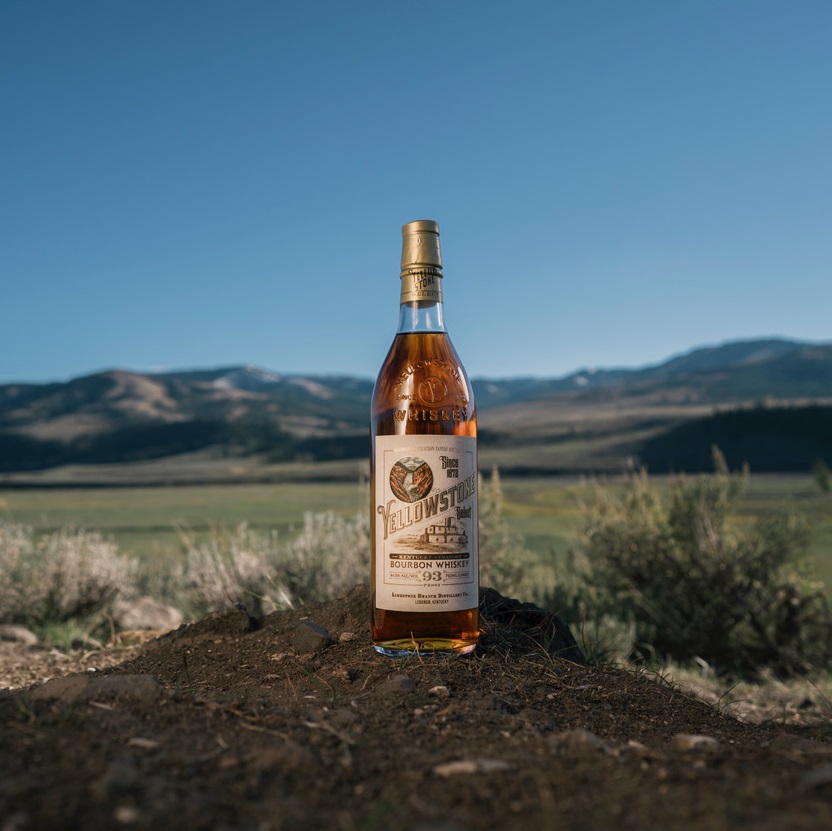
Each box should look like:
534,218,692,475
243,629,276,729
2,0,830,384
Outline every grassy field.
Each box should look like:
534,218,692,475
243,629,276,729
730,474,832,588
500,474,832,588
0,482,368,570
2,472,831,591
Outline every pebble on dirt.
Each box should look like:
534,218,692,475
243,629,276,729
29,672,161,705
112,596,184,632
375,673,416,695
292,620,335,653
670,733,721,753
0,625,39,647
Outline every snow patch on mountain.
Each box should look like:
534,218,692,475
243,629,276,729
289,377,335,399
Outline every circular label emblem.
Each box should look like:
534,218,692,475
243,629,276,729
389,456,434,503
418,376,448,405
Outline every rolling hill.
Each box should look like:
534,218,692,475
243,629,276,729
1,337,830,479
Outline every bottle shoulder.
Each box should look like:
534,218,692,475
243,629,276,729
372,332,476,436
376,331,465,367
374,333,472,396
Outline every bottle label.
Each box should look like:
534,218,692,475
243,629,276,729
374,434,478,612
400,265,443,304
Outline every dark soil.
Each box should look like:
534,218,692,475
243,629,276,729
2,586,832,830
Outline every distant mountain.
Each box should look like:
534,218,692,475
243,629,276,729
0,367,375,472
0,366,373,441
1,338,830,474
471,338,832,407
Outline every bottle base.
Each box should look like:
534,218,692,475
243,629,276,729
372,637,478,657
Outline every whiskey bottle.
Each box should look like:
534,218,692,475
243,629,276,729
370,219,479,656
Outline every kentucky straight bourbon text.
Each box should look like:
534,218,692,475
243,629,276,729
370,220,479,656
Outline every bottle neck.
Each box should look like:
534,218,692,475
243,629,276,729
398,219,445,334
397,299,447,333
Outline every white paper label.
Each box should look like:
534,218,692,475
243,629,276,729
374,434,478,612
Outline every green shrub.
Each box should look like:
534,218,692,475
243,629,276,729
813,459,831,493
576,451,831,675
478,467,549,599
539,544,631,664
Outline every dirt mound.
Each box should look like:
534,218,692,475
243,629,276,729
2,586,832,830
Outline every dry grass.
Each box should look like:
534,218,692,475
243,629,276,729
664,660,832,731
0,521,139,627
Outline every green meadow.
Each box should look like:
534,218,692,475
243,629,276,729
2,473,831,591
0,482,367,571
500,474,832,589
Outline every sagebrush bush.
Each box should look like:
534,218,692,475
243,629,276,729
179,523,289,618
5,460,826,677
540,546,631,664
576,451,832,675
277,511,369,604
0,521,138,628
179,512,369,617
478,467,550,599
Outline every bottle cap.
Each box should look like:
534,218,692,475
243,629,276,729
401,220,442,270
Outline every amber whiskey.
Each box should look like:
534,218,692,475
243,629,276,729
371,220,479,656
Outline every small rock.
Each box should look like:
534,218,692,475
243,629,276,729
670,734,720,753
292,621,335,653
127,737,161,750
113,805,141,824
90,674,161,705
71,635,104,651
30,673,161,706
376,674,416,695
549,728,612,755
429,685,450,698
113,597,184,632
339,631,356,642
0,625,38,646
331,666,352,683
621,740,666,761
433,759,512,777
29,674,89,704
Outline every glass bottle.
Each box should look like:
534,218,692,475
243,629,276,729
370,220,479,656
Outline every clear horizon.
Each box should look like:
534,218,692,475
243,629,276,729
3,1,830,385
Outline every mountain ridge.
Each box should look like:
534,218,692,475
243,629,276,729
1,337,831,476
